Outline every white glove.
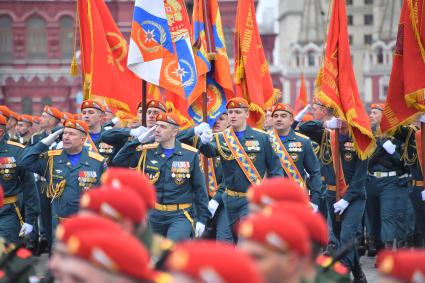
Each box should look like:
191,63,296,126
200,129,213,144
323,117,342,129
310,202,319,213
195,222,206,238
138,126,156,143
421,190,425,201
208,199,219,218
55,141,64,149
19,223,33,237
194,122,210,136
111,117,120,125
333,199,350,215
130,125,147,137
294,105,311,122
41,129,64,146
419,115,425,123
382,140,396,155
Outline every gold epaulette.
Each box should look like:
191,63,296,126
295,132,310,139
252,128,267,134
48,149,63,157
88,151,105,162
142,143,159,150
181,143,198,153
6,140,25,148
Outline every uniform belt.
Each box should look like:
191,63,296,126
412,180,424,187
3,195,18,205
368,171,397,178
226,188,247,197
154,203,192,212
327,185,336,192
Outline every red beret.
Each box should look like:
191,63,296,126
100,168,156,209
156,112,180,127
19,114,33,124
63,119,89,135
377,249,425,282
0,115,7,126
62,112,73,120
0,106,11,118
239,212,311,256
56,214,125,243
247,178,310,208
66,231,153,281
272,103,294,116
81,100,106,112
80,185,147,224
166,241,264,283
8,111,19,120
313,97,325,107
226,97,249,109
370,104,385,111
44,106,63,120
266,202,328,246
138,100,167,113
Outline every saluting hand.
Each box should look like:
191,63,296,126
41,128,64,146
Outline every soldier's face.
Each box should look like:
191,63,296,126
154,122,178,143
213,114,229,133
238,240,303,283
311,104,326,121
264,111,273,129
369,109,383,126
6,118,17,131
228,108,249,129
81,108,103,129
272,111,293,131
62,128,85,152
103,111,114,122
16,121,32,136
146,108,163,128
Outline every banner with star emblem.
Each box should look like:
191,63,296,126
77,0,141,114
128,0,198,98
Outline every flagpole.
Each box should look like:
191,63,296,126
335,128,341,222
141,80,147,127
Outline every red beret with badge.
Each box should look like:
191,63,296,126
138,100,167,113
370,104,385,111
226,97,249,109
166,240,265,283
63,119,89,135
19,114,33,124
81,100,106,113
44,106,63,121
0,106,11,119
272,103,294,116
8,111,19,121
156,112,180,127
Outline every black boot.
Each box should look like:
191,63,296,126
352,264,368,283
358,236,366,257
366,236,377,257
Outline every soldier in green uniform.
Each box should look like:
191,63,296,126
14,115,34,146
0,114,39,243
5,110,19,142
269,103,322,209
196,97,284,239
18,119,106,232
80,100,116,164
297,117,368,282
114,113,210,242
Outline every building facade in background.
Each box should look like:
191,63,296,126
0,0,279,114
278,0,401,105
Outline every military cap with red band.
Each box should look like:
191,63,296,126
166,241,265,283
63,119,89,135
156,112,180,127
239,212,311,256
19,114,33,124
377,249,425,282
100,168,156,209
65,231,153,281
272,103,294,116
138,99,167,113
247,177,310,208
44,106,63,120
266,202,328,246
370,104,385,111
226,97,249,109
0,115,7,126
81,100,106,112
80,185,147,224
0,106,11,119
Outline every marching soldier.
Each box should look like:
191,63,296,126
196,97,284,238
297,118,368,282
367,104,405,252
0,114,39,243
18,119,106,231
113,113,210,242
80,100,116,164
269,103,322,210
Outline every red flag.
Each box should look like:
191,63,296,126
295,73,308,113
77,0,141,114
164,90,193,130
381,0,425,133
316,0,375,159
234,0,280,128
